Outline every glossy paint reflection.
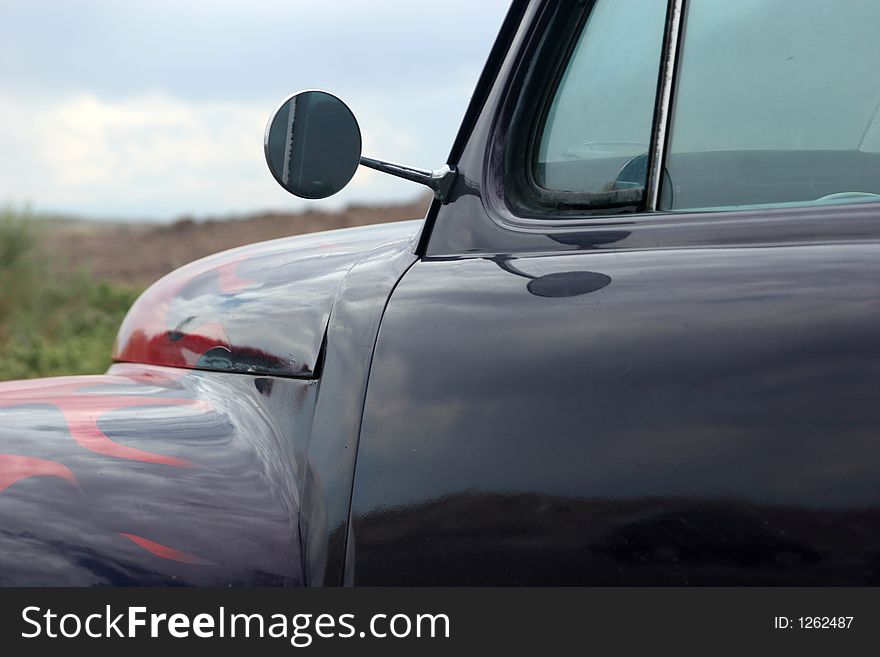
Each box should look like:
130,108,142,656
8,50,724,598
353,493,880,585
487,254,611,298
350,243,880,584
0,363,317,585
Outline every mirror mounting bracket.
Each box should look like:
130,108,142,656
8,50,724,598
359,157,457,203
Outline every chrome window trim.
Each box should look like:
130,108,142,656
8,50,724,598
645,0,684,212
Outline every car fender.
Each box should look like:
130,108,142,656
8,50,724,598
0,363,316,585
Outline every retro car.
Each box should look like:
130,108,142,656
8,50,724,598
1,0,879,585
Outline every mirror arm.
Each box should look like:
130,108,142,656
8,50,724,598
359,156,457,203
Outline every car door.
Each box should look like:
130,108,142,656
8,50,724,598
348,0,880,585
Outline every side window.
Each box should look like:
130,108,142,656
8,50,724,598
534,0,668,200
664,0,880,211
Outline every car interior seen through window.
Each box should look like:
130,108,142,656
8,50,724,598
664,0,880,211
534,0,666,201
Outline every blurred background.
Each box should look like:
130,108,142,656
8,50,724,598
0,0,509,380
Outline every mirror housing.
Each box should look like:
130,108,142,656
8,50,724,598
264,90,361,199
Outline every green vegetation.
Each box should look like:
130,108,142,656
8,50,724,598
0,207,142,381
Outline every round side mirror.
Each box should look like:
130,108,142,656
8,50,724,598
264,90,362,199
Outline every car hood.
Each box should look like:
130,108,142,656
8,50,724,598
113,219,421,378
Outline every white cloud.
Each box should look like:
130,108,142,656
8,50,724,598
0,92,273,217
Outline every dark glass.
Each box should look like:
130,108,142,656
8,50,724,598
264,91,362,199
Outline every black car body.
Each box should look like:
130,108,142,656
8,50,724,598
1,0,879,585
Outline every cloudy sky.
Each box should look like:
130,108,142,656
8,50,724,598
0,0,510,221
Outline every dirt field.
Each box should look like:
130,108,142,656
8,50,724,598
43,194,432,287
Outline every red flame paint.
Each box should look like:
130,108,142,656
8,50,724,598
0,454,80,493
0,377,208,468
119,532,211,565
216,260,254,294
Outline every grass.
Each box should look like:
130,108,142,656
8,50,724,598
0,206,142,381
